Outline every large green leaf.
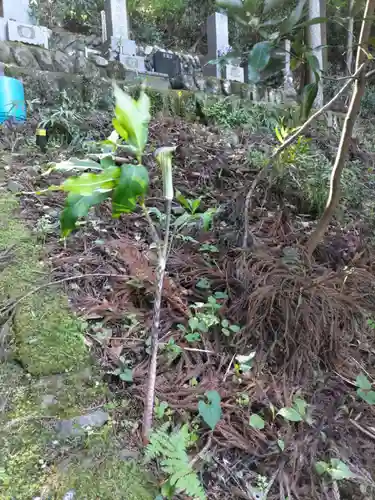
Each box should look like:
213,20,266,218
277,407,303,422
113,85,150,158
305,53,321,77
299,82,318,122
112,164,149,217
198,390,222,430
60,191,109,236
248,41,272,72
279,0,307,35
356,373,372,390
263,0,288,14
62,166,120,196
43,158,102,176
249,414,265,430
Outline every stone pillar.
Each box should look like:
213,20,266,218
204,11,244,82
3,0,33,24
308,0,324,106
284,39,296,99
103,0,136,60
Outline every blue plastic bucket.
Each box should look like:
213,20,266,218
0,76,26,124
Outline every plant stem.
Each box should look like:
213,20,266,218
141,202,161,254
306,0,375,256
242,62,366,249
142,197,172,442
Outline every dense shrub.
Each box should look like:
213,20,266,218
248,141,364,217
203,98,284,133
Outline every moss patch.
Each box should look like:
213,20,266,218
0,193,88,375
51,455,155,499
0,191,154,499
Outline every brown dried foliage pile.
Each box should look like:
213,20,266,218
6,115,375,499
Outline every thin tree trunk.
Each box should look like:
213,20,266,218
306,0,375,257
347,0,355,74
142,198,172,443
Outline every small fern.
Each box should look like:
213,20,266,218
145,424,206,500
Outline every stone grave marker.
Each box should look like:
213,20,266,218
0,0,50,47
103,0,140,65
153,51,181,78
204,11,244,82
121,54,146,72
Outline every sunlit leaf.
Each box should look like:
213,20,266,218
60,191,109,236
190,199,201,215
329,459,355,480
277,407,303,422
176,190,190,211
43,158,102,176
249,414,265,430
198,390,222,430
112,164,149,217
62,166,120,196
315,461,329,476
113,85,151,157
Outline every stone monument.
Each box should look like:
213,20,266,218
102,0,145,72
0,0,49,48
204,11,244,83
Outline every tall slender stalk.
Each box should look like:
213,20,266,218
142,146,175,442
142,199,172,442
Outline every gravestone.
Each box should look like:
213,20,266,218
204,12,244,83
103,0,140,65
121,54,146,72
0,0,50,48
153,51,181,78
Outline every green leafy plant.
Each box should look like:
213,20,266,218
154,398,174,420
234,352,256,375
41,84,179,440
111,366,133,382
277,397,312,424
198,390,222,430
203,98,284,132
177,293,240,344
145,424,206,499
196,278,211,290
199,244,219,254
356,373,375,405
315,459,355,481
